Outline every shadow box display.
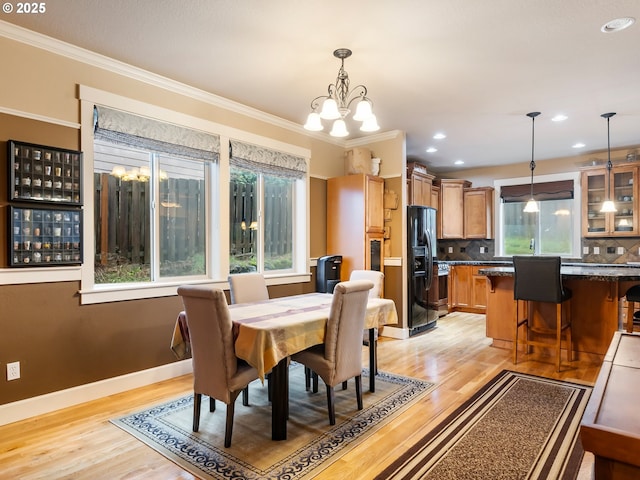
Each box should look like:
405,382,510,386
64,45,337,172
9,206,83,267
9,140,83,206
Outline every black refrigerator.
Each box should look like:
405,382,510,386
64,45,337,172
407,205,439,333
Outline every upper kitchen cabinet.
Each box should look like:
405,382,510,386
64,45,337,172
434,179,470,239
407,162,435,207
581,163,639,237
327,174,385,279
464,187,495,239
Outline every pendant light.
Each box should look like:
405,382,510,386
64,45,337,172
600,112,617,213
523,112,541,213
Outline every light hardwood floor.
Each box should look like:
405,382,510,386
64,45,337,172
0,312,601,479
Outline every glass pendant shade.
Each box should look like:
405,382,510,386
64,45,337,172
353,99,373,121
329,119,349,137
303,112,323,131
319,98,340,120
523,199,539,213
360,114,380,132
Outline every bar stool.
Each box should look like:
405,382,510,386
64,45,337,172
624,285,640,333
513,256,573,372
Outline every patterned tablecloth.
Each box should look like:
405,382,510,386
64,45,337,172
171,292,398,380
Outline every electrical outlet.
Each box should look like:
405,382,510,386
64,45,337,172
583,246,589,255
448,247,453,253
593,247,600,255
617,247,625,255
480,246,486,254
7,361,20,381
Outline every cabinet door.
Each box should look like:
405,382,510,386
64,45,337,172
464,188,494,239
582,166,638,236
366,176,385,233
450,265,471,308
440,181,466,239
471,267,488,310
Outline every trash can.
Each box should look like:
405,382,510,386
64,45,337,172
316,255,342,293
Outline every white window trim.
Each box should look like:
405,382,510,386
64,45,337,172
494,172,581,258
79,86,311,304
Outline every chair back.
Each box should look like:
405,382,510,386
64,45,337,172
513,256,566,304
324,280,373,381
177,285,238,403
228,272,269,304
349,270,384,298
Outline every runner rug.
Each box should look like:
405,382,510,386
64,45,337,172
111,362,436,480
375,370,592,480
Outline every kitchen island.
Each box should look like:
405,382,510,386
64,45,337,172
479,264,640,357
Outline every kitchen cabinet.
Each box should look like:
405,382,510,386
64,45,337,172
449,264,488,314
464,187,494,239
435,179,470,239
327,173,385,280
407,162,435,207
581,163,639,237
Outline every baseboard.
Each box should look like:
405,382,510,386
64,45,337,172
0,360,193,426
380,325,410,339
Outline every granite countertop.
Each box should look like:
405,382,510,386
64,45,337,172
478,264,640,281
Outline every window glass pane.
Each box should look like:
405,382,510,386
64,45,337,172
158,154,207,278
94,141,151,283
503,202,537,255
264,175,294,271
229,167,258,273
502,199,574,256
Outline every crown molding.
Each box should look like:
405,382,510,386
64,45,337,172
0,21,304,136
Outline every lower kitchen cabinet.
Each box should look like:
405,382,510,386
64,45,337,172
449,264,488,314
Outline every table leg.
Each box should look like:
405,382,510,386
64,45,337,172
271,357,289,440
369,328,376,392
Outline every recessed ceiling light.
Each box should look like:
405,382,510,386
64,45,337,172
601,17,635,33
454,160,464,165
426,147,438,153
572,143,586,149
551,114,568,122
433,133,446,140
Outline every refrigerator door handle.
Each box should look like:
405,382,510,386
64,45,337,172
425,234,433,290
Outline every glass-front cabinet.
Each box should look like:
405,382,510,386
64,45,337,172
581,163,638,236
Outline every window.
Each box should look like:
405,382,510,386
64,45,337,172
229,140,306,275
93,106,218,285
497,174,580,257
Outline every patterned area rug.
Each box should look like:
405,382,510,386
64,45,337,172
111,363,435,480
375,370,592,480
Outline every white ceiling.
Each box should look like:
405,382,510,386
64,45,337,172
3,0,640,173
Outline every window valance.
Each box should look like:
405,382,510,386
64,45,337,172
500,180,574,203
93,106,220,161
229,140,307,179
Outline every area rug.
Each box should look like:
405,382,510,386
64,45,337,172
375,370,592,480
111,363,436,480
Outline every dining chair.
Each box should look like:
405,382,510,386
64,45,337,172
228,272,269,304
624,285,640,333
177,285,260,448
292,279,374,425
350,269,384,374
513,256,572,372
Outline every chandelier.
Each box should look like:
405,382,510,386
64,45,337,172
303,48,379,137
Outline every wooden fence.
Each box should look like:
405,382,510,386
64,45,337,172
95,173,292,269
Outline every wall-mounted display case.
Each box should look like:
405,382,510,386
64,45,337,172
9,140,82,206
9,206,83,267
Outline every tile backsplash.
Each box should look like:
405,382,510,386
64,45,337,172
437,238,640,264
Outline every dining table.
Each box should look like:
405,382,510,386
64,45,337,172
171,291,398,440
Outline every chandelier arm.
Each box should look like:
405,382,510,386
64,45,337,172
309,95,329,111
345,85,370,109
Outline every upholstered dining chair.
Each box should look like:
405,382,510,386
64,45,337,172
292,279,374,425
228,272,269,304
624,285,640,333
177,285,260,448
350,269,385,373
513,256,572,372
